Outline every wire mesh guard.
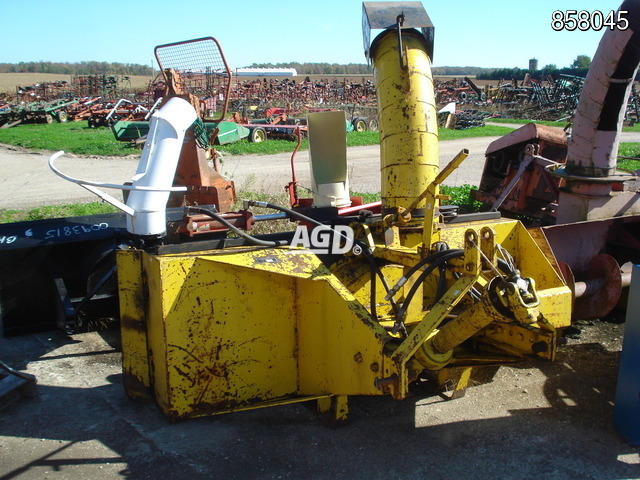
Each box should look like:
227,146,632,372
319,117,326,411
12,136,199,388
154,37,230,99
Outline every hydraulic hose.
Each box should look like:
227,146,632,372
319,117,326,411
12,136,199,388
246,200,340,230
385,248,464,301
497,258,514,275
366,253,380,323
188,206,288,247
397,250,466,321
397,251,516,321
243,202,516,330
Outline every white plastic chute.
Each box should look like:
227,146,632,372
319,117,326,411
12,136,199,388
307,110,351,208
49,97,197,237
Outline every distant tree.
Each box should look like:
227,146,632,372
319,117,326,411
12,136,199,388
477,67,527,81
0,61,153,76
571,55,591,69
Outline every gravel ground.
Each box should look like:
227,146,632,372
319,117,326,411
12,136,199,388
3,127,639,211
0,318,638,480
0,137,494,211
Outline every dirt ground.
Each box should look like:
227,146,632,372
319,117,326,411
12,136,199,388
0,138,492,211
0,314,638,479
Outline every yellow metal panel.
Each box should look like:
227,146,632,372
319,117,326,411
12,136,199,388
117,249,152,400
478,322,558,361
534,286,573,329
509,223,567,290
373,244,421,265
437,219,572,326
122,247,393,419
143,253,171,415
145,253,299,420
296,277,387,396
330,257,403,317
196,247,331,279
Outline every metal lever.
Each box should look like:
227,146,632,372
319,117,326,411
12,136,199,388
396,13,408,69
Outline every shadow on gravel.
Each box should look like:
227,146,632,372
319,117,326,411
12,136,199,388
1,332,639,480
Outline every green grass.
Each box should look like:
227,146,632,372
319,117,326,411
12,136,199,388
489,117,640,133
0,201,118,223
441,184,483,212
617,143,640,171
352,184,482,212
217,138,308,156
0,122,136,156
218,126,514,156
353,192,380,204
2,116,639,159
437,125,513,140
0,121,515,157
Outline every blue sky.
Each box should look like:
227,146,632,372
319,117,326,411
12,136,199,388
0,0,617,70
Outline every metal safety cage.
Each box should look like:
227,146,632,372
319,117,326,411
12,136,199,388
154,37,232,122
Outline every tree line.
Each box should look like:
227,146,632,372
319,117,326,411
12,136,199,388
0,57,599,80
247,62,372,75
476,55,592,80
476,66,590,80
0,61,154,76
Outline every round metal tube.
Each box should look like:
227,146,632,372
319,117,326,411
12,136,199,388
370,29,439,216
430,308,495,355
254,213,288,222
566,0,640,176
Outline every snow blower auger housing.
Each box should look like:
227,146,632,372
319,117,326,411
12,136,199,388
114,3,572,422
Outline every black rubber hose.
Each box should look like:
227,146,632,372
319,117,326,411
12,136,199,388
397,250,466,321
366,253,379,321
400,252,514,320
244,202,514,328
497,258,514,275
188,206,288,247
402,249,464,282
436,263,447,300
385,248,464,300
246,200,345,233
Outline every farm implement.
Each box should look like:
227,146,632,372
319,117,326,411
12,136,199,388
1,1,639,427
0,98,77,128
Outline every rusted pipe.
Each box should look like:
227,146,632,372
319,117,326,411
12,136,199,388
566,0,640,177
560,255,630,319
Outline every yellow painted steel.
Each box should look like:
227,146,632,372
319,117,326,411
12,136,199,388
372,29,439,216
118,23,574,423
118,247,389,420
117,249,152,400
